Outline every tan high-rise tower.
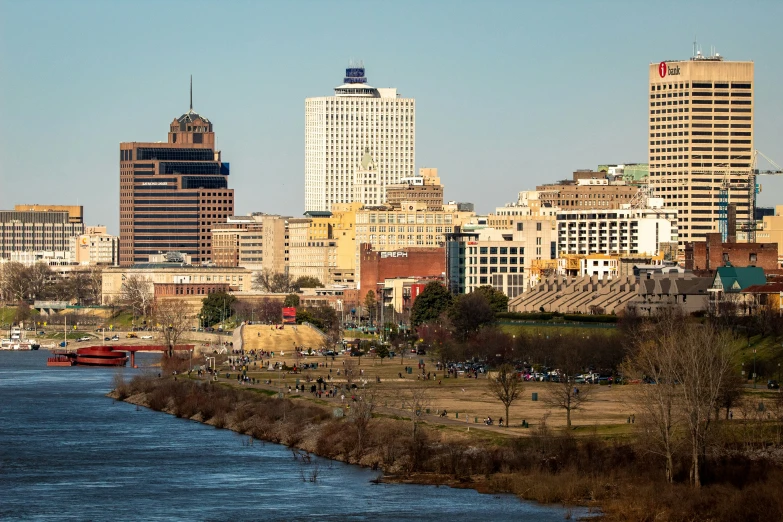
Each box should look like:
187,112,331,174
648,52,753,247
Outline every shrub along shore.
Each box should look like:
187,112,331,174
111,372,783,522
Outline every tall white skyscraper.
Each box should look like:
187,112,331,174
305,64,415,211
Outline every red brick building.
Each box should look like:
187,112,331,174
359,243,445,302
685,233,779,271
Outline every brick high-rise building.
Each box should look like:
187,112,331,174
119,82,233,266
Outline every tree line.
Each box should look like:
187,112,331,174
0,262,102,305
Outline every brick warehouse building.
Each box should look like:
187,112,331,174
119,84,233,266
685,233,779,271
359,243,445,301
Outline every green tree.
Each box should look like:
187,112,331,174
410,282,453,327
293,276,322,289
284,294,300,307
364,290,377,325
473,285,509,315
376,345,390,363
448,291,495,341
200,292,237,327
296,305,340,336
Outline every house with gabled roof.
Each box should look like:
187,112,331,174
708,265,767,315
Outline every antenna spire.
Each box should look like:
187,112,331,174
189,75,193,112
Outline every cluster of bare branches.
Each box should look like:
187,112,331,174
487,363,524,427
153,298,195,356
0,262,102,304
624,308,736,487
120,274,153,318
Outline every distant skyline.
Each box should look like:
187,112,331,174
1,0,782,235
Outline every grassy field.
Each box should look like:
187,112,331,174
197,325,637,436
499,323,619,339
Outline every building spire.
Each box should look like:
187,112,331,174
189,75,193,112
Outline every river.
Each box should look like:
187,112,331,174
0,351,590,521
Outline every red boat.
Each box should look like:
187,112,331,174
47,353,76,367
74,346,128,367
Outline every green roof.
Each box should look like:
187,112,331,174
712,266,766,293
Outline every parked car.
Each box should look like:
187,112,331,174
104,337,111,341
140,335,153,340
768,380,780,390
111,335,119,341
59,341,68,347
126,333,138,339
77,336,91,342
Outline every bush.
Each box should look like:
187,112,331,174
496,312,555,321
562,314,618,323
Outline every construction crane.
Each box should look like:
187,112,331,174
716,163,749,242
717,150,783,243
745,150,783,242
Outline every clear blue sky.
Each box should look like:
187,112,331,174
1,0,782,235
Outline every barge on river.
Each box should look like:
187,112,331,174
47,346,128,367
46,344,194,367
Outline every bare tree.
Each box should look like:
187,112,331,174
399,385,431,441
153,298,194,357
487,363,523,427
121,274,153,318
343,357,356,385
350,387,376,458
626,308,738,487
0,262,29,301
27,263,53,300
671,325,735,488
623,309,684,483
252,270,295,293
67,271,94,305
86,266,103,305
543,337,592,428
258,298,283,323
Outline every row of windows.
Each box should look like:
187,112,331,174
651,82,752,91
133,235,199,241
133,200,199,206
470,257,522,265
470,246,524,255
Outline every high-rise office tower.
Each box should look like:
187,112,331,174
648,51,753,247
119,81,234,266
305,63,415,212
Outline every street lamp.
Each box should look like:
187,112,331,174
753,349,757,389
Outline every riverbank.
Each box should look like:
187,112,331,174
112,374,783,521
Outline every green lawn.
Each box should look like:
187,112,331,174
499,323,619,338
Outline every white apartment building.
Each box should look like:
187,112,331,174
305,63,415,212
454,219,557,298
557,254,619,279
70,226,119,266
557,202,678,256
648,52,754,246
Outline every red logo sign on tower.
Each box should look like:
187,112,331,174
658,62,667,78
